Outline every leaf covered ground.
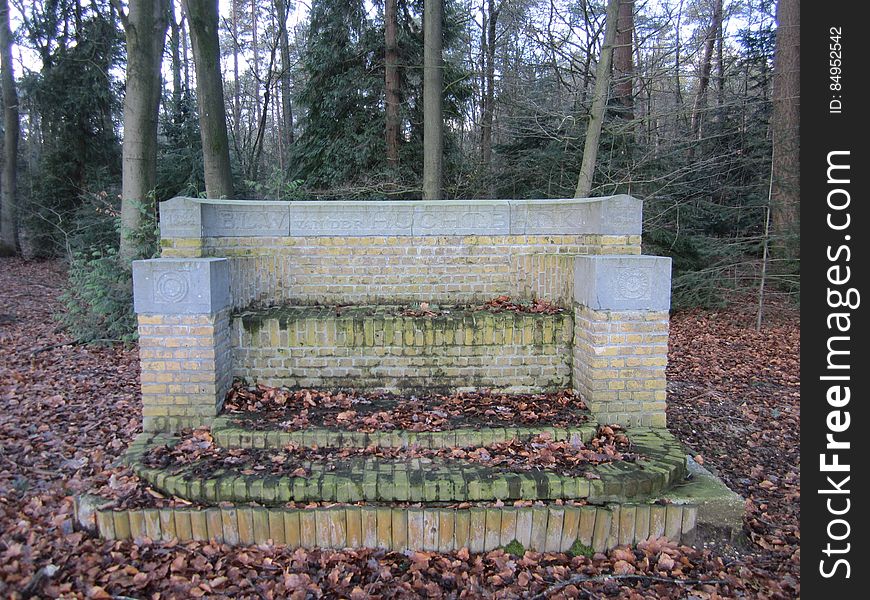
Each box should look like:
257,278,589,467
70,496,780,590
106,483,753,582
223,387,590,432
0,258,800,598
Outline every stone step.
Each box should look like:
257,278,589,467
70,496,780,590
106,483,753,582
123,429,688,505
87,501,700,553
211,414,599,450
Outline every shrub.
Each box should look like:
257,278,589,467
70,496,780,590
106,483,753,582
56,247,138,344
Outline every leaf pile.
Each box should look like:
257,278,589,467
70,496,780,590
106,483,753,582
141,426,635,481
224,385,589,432
0,259,800,598
478,295,564,315
667,300,800,593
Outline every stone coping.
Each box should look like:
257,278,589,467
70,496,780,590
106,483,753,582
211,415,598,450
123,429,687,505
159,195,643,238
88,502,698,553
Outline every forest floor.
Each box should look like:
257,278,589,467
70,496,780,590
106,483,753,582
0,258,799,599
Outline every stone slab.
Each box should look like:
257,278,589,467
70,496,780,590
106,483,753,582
573,254,672,311
159,196,643,238
661,456,744,540
509,195,642,235
159,196,202,238
201,200,291,237
133,258,231,314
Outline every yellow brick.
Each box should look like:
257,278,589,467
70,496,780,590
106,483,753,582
138,315,165,325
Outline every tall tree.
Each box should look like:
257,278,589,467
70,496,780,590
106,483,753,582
0,0,19,253
613,0,634,118
384,0,400,166
770,0,799,259
479,0,499,171
183,0,234,197
574,0,619,198
275,0,295,165
114,0,170,262
690,0,723,146
422,0,443,200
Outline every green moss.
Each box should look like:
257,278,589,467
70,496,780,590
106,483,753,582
569,539,594,558
503,539,525,556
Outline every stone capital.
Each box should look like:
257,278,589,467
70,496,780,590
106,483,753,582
133,258,231,314
573,255,672,311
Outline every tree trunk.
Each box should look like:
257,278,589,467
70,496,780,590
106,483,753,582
181,13,190,91
480,0,498,173
231,0,241,142
613,0,633,119
169,8,182,108
276,0,294,164
574,0,619,198
0,0,19,253
117,0,169,263
690,0,722,147
183,0,234,198
385,0,400,166
251,0,261,124
770,0,799,259
422,0,443,200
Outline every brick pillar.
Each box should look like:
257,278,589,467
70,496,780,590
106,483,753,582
132,258,232,432
571,255,672,427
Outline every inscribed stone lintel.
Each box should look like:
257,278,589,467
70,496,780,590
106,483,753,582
158,195,643,238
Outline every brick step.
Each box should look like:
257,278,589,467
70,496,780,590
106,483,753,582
123,430,687,505
211,414,599,450
87,501,700,553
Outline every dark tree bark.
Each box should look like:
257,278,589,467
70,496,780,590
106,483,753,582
183,0,234,198
0,0,19,253
771,0,799,259
422,0,443,200
385,0,400,166
114,0,170,263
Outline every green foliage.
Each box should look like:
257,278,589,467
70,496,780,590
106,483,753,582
158,88,206,199
56,194,159,344
243,168,306,200
568,539,594,558
292,0,472,193
56,247,137,344
19,14,123,255
503,539,525,556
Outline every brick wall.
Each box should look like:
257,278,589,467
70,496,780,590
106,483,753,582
161,234,641,309
572,306,669,427
232,308,573,393
138,310,233,431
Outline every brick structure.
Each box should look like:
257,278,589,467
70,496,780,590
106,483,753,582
132,258,233,431
133,196,672,431
232,307,572,393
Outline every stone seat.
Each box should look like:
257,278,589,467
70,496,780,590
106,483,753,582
231,304,574,394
